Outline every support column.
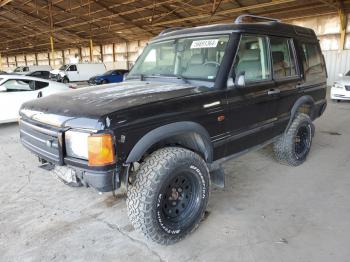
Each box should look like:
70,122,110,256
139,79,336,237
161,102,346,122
338,8,347,50
89,39,93,62
35,53,38,65
50,35,55,66
24,54,27,66
100,44,103,62
0,52,2,71
112,43,116,62
62,50,65,65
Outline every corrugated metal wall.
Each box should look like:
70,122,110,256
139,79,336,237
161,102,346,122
323,50,350,85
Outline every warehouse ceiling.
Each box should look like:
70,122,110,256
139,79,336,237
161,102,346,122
0,0,349,55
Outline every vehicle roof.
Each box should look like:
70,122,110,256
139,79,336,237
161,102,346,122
151,21,317,42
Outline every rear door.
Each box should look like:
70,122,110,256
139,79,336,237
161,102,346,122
269,36,300,127
223,34,283,156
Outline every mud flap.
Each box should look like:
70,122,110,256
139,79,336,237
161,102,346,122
210,166,225,188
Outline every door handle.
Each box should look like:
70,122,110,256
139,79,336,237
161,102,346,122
267,88,280,95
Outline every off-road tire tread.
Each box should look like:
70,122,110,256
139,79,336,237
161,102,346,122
126,147,209,245
273,113,313,166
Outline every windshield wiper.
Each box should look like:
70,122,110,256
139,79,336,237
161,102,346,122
150,74,191,84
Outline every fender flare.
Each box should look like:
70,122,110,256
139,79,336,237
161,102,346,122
286,95,316,130
125,121,213,164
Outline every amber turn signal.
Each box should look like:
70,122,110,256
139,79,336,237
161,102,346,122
88,133,115,166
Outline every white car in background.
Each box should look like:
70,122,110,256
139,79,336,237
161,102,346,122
0,75,71,124
331,71,350,102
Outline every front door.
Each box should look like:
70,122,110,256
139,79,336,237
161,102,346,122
66,65,79,81
223,34,284,157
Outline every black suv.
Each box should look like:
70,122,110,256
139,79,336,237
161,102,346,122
19,15,327,245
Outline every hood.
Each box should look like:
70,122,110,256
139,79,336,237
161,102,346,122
50,69,66,77
335,76,350,85
20,80,203,129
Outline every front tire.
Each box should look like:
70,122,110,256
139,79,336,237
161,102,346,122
62,77,69,84
273,113,314,166
127,147,210,245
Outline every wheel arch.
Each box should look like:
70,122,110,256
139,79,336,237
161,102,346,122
125,121,213,164
286,95,316,131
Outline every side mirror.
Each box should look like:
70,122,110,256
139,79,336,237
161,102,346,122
339,73,344,77
235,71,246,88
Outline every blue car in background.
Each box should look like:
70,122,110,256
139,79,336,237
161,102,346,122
88,69,129,85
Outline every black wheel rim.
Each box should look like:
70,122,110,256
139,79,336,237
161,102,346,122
159,170,201,229
294,125,311,159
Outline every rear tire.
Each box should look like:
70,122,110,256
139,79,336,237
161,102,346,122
127,147,210,245
273,113,314,166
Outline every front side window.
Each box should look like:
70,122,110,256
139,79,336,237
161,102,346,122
270,37,297,79
2,79,33,91
69,65,77,71
234,35,270,82
128,35,230,82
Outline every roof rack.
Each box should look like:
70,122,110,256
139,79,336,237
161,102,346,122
234,15,280,24
159,27,185,36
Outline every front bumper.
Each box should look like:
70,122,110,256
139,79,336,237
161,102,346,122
20,118,121,192
49,165,120,192
330,87,350,100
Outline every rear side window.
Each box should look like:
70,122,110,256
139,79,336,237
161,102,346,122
270,37,297,79
34,81,49,90
300,42,324,76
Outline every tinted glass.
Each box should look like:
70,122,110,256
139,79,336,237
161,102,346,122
234,35,270,82
301,43,323,75
35,81,49,90
270,37,297,79
69,65,77,71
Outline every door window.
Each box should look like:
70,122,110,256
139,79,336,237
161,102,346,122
270,37,297,79
234,35,271,82
68,65,77,71
42,71,50,78
34,81,49,90
30,71,41,77
2,79,33,91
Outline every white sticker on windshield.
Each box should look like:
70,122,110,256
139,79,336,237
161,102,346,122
190,39,219,49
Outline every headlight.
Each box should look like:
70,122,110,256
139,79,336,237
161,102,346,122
65,130,90,159
333,82,343,89
88,133,115,166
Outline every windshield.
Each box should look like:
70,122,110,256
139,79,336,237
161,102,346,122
59,64,70,70
128,35,229,82
345,71,350,76
103,70,114,76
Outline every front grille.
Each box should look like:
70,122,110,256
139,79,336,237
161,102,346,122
20,120,63,165
345,86,350,91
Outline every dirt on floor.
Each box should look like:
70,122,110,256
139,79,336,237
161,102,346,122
0,99,350,262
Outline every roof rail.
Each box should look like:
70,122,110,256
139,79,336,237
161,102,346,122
159,27,185,36
234,15,280,24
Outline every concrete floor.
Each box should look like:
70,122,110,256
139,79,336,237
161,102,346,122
1,99,350,262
